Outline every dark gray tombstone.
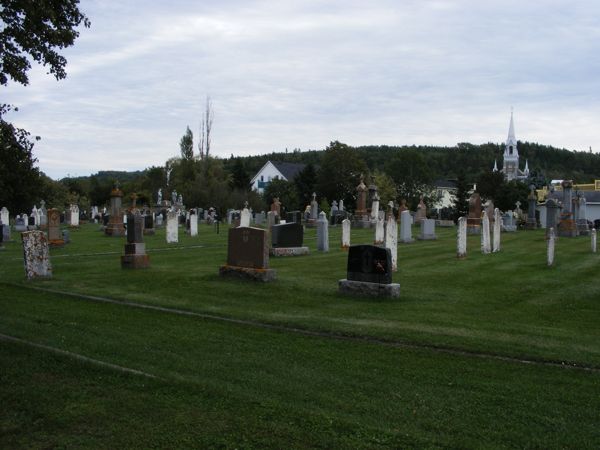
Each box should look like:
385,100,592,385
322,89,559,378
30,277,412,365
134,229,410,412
219,227,275,281
286,211,301,223
339,244,400,298
271,222,304,248
122,212,149,269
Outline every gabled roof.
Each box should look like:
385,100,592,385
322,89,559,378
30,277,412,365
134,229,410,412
271,161,306,180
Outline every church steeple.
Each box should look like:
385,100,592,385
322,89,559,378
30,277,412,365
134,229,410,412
503,109,520,181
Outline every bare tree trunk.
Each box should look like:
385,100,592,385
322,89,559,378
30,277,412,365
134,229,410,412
198,118,205,160
205,96,213,159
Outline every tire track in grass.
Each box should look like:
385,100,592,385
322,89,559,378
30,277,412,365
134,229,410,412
4,282,600,374
0,333,162,380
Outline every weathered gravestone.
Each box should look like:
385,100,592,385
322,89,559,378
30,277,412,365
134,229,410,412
481,211,491,254
545,200,560,237
370,193,380,222
70,204,80,227
414,196,427,223
493,208,501,253
385,215,398,272
121,212,150,269
270,222,309,256
576,196,589,236
0,207,9,226
526,185,537,230
1,224,9,243
338,245,400,298
189,211,198,236
558,180,577,237
591,228,597,253
317,211,329,252
467,193,482,234
286,210,301,224
47,208,64,247
144,214,156,235
374,217,384,245
15,216,27,232
254,211,265,226
240,203,251,228
418,218,436,240
399,210,413,243
219,227,276,281
341,218,351,250
166,209,178,243
21,230,52,279
547,227,556,266
457,216,467,259
502,210,517,232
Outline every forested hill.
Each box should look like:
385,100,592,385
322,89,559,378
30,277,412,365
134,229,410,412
232,141,600,184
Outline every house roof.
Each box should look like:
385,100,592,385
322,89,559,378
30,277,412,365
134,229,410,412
271,161,306,180
547,190,600,203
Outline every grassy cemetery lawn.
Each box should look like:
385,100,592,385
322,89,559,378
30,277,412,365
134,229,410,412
1,222,599,448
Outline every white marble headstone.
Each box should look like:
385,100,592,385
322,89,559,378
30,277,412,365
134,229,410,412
385,216,398,271
240,207,251,228
166,209,178,243
400,210,413,243
341,218,351,249
481,211,491,254
374,217,385,245
190,213,198,237
492,208,501,253
457,216,467,258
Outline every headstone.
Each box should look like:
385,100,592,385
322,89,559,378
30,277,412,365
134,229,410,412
502,210,517,232
31,206,39,226
385,215,398,272
341,218,351,250
547,227,555,266
339,199,344,211
481,211,491,254
105,184,125,237
0,207,9,226
254,211,265,226
219,227,276,281
355,175,368,219
526,185,537,230
418,218,436,240
62,229,70,244
39,202,47,227
121,212,150,268
15,216,27,232
47,208,64,247
467,193,482,234
374,217,384,245
189,211,198,237
310,193,318,221
457,216,467,259
240,203,251,228
155,214,164,227
143,214,155,235
70,204,80,227
270,222,309,256
2,224,10,243
370,193,380,222
576,196,589,235
591,228,597,253
338,245,400,298
166,209,178,243
21,231,52,279
316,211,329,252
399,210,413,243
558,180,576,237
545,199,560,236
331,201,338,215
492,208,501,253
285,210,301,224
414,196,426,223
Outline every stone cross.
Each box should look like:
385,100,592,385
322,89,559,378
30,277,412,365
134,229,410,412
492,208,501,253
457,216,467,259
481,211,491,254
385,215,398,271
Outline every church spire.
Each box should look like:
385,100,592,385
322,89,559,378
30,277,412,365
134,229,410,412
492,159,498,172
507,109,516,143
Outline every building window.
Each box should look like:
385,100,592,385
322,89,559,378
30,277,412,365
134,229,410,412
260,175,264,181
509,146,513,155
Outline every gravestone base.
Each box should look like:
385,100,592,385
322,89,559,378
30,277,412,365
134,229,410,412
558,218,577,238
49,239,65,248
121,253,150,269
525,219,537,230
219,265,276,282
338,279,400,299
270,246,310,257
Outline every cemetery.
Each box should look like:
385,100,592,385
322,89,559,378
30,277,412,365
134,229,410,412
1,207,600,448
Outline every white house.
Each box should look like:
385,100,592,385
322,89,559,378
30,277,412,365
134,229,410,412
250,161,306,194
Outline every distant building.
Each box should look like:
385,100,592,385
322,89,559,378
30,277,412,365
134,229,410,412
250,161,306,194
492,112,530,181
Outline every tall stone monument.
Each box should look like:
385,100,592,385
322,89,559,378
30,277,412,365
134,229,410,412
558,180,577,237
105,183,125,237
316,211,329,252
467,193,482,234
526,185,537,230
47,208,64,247
355,174,368,219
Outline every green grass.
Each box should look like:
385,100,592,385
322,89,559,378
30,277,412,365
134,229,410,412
1,222,599,448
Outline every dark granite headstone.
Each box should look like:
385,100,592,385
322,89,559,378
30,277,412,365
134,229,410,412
286,211,301,223
103,214,110,226
127,213,144,244
226,227,269,269
271,222,303,248
28,216,35,226
144,215,154,229
346,245,393,284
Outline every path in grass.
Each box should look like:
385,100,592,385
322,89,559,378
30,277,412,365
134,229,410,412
1,287,599,449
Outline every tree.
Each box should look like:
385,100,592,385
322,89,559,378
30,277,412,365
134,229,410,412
372,170,397,207
387,149,433,209
198,96,214,159
263,178,298,214
0,1,90,86
294,162,317,209
0,112,42,212
180,126,194,160
452,171,470,219
316,141,367,210
1,1,89,211
229,157,250,190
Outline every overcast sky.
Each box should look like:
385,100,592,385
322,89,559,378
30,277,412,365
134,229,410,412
5,0,600,179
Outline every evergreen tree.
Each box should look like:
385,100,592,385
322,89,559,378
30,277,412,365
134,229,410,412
294,163,317,209
180,126,194,160
452,171,470,219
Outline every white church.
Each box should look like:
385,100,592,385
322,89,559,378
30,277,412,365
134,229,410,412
493,112,530,181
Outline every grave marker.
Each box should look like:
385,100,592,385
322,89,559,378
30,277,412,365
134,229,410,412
338,245,400,298
21,230,52,279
